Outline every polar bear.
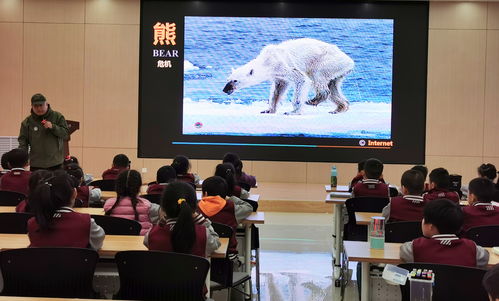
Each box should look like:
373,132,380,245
222,38,354,115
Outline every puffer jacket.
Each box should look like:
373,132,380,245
103,196,154,235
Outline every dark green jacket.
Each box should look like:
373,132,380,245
18,105,69,168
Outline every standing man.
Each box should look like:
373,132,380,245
18,93,69,171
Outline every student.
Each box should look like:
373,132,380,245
423,168,460,203
223,152,257,189
64,155,93,185
352,158,390,198
198,176,253,259
65,163,102,207
144,181,221,258
483,264,499,301
411,165,429,192
146,165,177,195
382,170,425,222
16,170,53,213
27,172,105,249
477,163,497,181
462,178,499,232
102,154,130,180
0,150,10,177
215,163,250,200
400,199,489,268
104,170,159,235
171,155,200,186
0,148,31,196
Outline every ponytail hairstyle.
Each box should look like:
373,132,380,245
215,163,237,196
105,169,142,220
29,171,75,230
222,153,243,177
64,163,84,188
171,155,190,175
161,181,197,254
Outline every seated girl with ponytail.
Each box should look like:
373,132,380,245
27,171,105,249
16,169,53,213
215,163,250,200
65,163,102,207
144,181,221,258
171,155,200,187
104,170,160,235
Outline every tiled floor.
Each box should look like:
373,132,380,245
214,212,361,301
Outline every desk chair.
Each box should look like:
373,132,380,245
0,248,99,298
398,263,488,301
211,223,251,301
141,193,161,204
0,190,26,206
0,212,33,234
344,197,389,241
465,224,499,247
385,221,423,243
115,250,209,301
89,179,115,191
91,215,141,235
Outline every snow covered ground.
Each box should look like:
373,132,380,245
182,99,391,139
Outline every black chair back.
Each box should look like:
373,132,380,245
0,190,26,206
385,221,423,243
465,224,499,247
0,247,98,298
0,212,33,233
115,250,209,301
398,263,488,301
141,193,161,204
212,222,234,238
91,215,141,235
344,197,389,241
89,179,115,191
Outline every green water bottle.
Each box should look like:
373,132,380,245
331,166,337,188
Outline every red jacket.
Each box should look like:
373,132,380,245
423,188,460,203
28,210,91,248
147,183,167,195
388,195,425,222
352,179,390,198
147,220,207,258
412,235,478,267
462,203,499,232
102,167,128,180
0,168,31,196
75,186,90,207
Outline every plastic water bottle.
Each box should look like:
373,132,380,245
331,166,338,188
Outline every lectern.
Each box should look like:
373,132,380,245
65,120,80,157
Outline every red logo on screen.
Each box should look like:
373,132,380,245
153,22,176,46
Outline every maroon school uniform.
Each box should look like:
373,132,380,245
177,173,196,184
412,235,478,267
237,172,257,188
352,179,390,198
102,167,128,180
423,188,460,204
462,203,499,232
198,196,239,257
147,219,207,258
389,195,425,222
75,186,90,207
28,211,91,248
146,183,167,195
232,185,243,198
0,168,31,196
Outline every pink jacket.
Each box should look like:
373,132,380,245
104,196,153,235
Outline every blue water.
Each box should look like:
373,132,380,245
183,16,393,104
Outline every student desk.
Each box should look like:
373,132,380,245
355,212,382,225
324,184,349,193
0,233,228,259
100,191,261,202
343,240,499,301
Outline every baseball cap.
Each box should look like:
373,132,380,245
31,93,46,105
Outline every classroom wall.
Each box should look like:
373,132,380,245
0,0,498,185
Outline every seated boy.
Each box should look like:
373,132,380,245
400,199,489,268
102,154,130,180
423,167,460,203
483,264,499,301
352,158,390,198
147,165,176,195
0,148,31,196
411,165,429,192
462,177,499,232
1,150,11,178
382,170,425,222
198,176,253,259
